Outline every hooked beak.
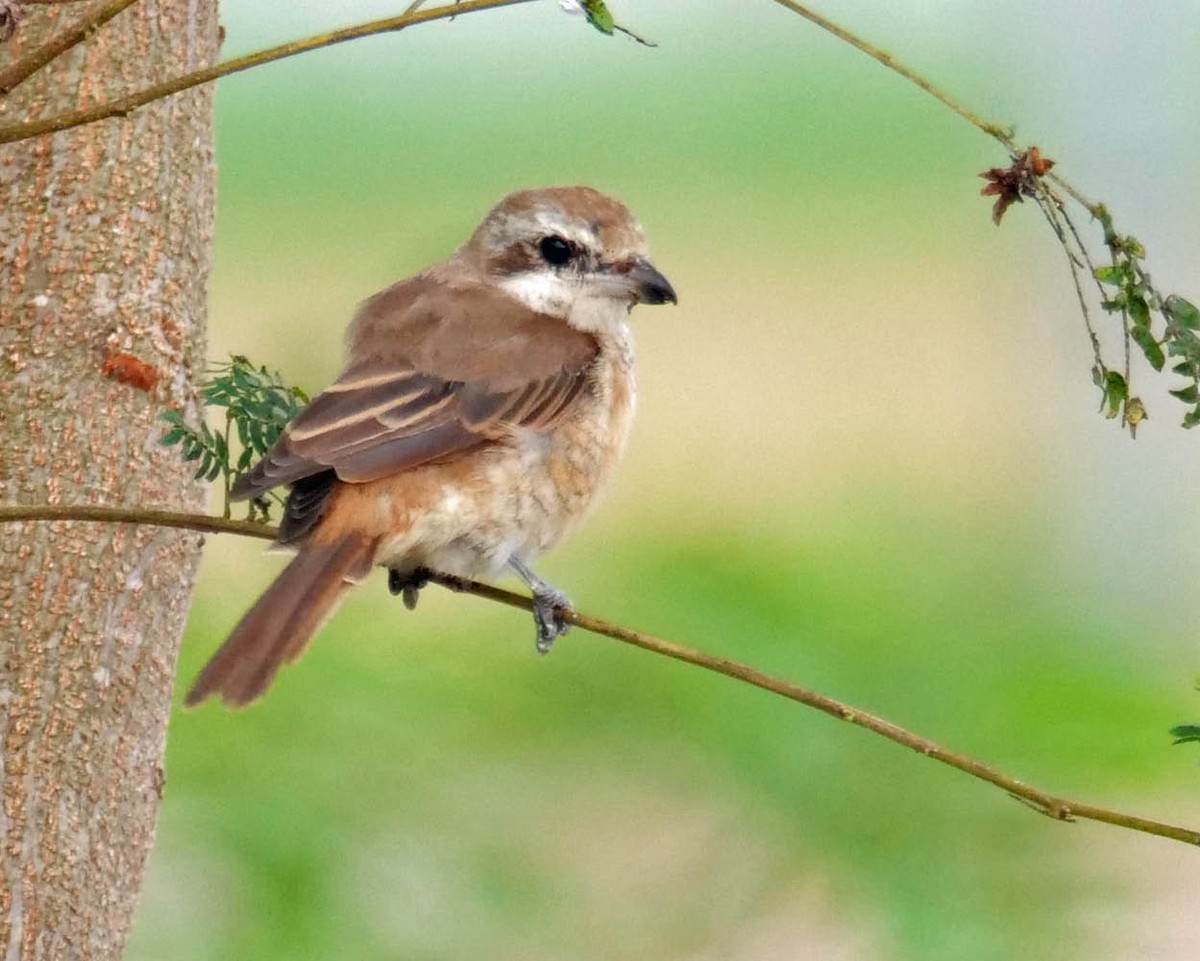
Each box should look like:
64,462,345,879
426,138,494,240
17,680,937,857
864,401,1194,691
626,257,677,306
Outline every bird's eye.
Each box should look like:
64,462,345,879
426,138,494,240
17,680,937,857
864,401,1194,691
539,235,574,266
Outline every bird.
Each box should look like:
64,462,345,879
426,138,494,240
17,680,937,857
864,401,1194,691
185,186,677,707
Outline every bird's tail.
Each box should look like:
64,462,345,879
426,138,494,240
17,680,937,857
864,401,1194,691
185,533,376,708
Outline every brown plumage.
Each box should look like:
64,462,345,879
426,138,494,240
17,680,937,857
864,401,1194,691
186,186,676,708
186,533,375,706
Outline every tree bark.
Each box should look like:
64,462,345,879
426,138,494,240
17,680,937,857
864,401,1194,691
0,3,218,959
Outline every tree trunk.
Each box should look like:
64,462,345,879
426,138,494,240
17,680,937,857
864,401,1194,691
0,4,218,958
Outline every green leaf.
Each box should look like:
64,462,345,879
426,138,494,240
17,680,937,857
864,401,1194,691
1169,385,1199,404
1165,295,1200,331
579,0,615,34
1167,325,1200,348
249,419,266,456
1170,724,1200,744
162,354,309,489
281,400,303,422
1093,264,1128,286
1130,324,1164,371
236,416,251,448
1102,370,1127,419
204,382,229,403
232,366,262,391
1167,331,1200,367
1127,293,1151,329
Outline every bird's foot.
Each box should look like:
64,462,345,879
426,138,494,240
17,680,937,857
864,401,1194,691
388,567,430,611
531,585,572,654
506,557,572,653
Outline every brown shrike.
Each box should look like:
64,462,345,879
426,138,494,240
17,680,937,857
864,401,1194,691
186,186,676,707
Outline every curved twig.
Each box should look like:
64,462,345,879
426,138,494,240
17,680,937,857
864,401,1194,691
2,502,1196,849
767,0,1100,216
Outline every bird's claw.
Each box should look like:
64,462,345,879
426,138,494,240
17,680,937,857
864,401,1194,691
388,567,430,611
531,586,572,653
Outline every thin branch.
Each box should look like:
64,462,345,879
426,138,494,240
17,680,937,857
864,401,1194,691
767,0,1101,216
1056,190,1133,387
2,502,1197,849
0,0,141,95
0,503,276,539
769,0,994,133
1045,169,1100,217
1032,191,1103,371
0,0,535,143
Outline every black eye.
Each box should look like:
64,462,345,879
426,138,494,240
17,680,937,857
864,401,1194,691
539,235,573,266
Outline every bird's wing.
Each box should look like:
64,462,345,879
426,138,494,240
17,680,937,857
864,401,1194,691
230,276,598,501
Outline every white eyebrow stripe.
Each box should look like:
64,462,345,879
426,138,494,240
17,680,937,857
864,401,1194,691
531,208,598,248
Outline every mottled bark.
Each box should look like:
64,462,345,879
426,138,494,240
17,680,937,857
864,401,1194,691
0,3,218,959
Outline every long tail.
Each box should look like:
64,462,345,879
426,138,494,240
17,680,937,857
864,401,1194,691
185,534,375,708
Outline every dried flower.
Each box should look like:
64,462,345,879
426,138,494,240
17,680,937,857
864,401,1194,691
980,147,1056,225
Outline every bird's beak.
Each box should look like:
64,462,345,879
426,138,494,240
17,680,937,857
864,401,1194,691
626,257,678,306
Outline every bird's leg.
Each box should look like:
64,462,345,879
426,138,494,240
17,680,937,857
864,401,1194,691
508,557,572,653
388,566,430,611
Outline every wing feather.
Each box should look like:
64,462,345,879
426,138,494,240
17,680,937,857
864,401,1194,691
229,276,599,514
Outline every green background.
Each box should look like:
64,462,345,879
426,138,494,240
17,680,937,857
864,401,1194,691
130,3,1200,958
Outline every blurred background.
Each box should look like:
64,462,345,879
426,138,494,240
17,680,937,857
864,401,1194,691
128,2,1200,958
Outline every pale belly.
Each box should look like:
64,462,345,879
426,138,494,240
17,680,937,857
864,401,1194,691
371,378,634,580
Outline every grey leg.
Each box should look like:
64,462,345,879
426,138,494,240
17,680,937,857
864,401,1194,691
508,557,572,653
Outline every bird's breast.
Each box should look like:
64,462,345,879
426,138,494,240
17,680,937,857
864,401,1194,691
486,340,636,552
361,336,635,578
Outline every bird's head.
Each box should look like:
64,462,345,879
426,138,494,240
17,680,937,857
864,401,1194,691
461,185,676,332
